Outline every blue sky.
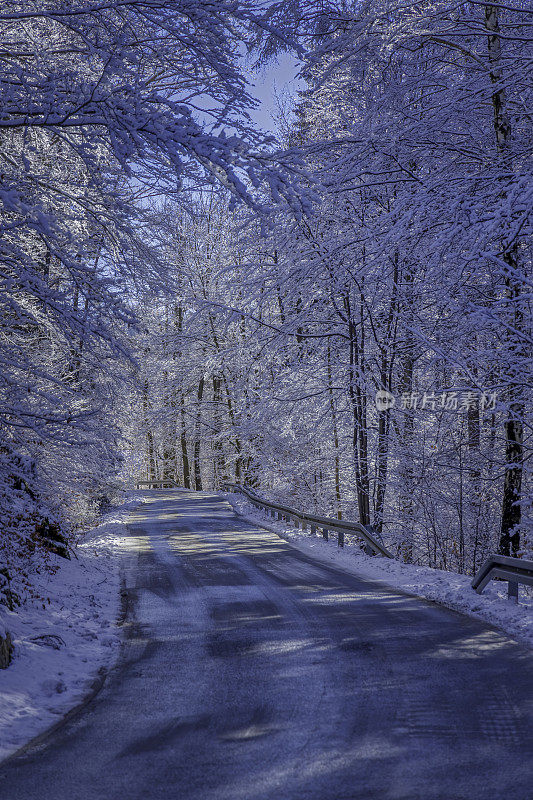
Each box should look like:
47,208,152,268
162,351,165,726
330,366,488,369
246,52,303,134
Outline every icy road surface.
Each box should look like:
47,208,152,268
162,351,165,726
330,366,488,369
1,490,532,799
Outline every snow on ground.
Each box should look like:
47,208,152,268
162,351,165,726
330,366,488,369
0,494,144,762
1,488,530,765
224,492,533,649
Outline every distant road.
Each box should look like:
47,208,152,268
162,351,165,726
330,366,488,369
2,490,532,799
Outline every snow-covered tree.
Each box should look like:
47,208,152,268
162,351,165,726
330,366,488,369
130,1,532,574
0,0,307,601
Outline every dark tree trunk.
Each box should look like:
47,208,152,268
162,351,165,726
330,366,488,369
499,249,524,557
327,345,342,519
398,264,416,562
212,376,226,487
500,412,523,556
180,394,191,489
374,255,399,534
143,381,156,481
193,376,205,490
485,6,525,555
344,293,370,528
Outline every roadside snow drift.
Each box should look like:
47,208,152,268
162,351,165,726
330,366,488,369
224,493,533,650
0,495,142,762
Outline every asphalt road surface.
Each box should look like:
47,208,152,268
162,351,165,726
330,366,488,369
1,490,532,800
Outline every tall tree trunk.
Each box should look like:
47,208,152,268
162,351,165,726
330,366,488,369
374,255,399,534
466,356,483,572
398,264,416,562
162,369,177,483
143,381,156,481
327,345,342,519
485,5,524,555
499,252,524,556
220,374,242,481
173,303,191,488
212,376,226,487
207,312,242,480
193,376,205,490
180,393,191,489
345,292,370,527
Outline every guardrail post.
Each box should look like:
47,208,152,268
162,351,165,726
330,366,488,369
471,554,533,599
227,484,393,558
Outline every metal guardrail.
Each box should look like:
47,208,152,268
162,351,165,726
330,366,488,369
471,554,533,603
136,479,180,489
223,483,393,558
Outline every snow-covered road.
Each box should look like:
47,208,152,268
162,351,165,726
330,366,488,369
1,490,532,799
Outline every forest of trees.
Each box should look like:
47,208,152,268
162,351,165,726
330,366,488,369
1,0,532,611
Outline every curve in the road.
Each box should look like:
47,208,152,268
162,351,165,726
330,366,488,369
1,490,532,800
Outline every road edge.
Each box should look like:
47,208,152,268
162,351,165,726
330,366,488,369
223,492,533,651
0,507,141,768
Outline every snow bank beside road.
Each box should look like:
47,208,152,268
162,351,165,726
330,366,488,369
224,493,533,649
0,494,143,762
